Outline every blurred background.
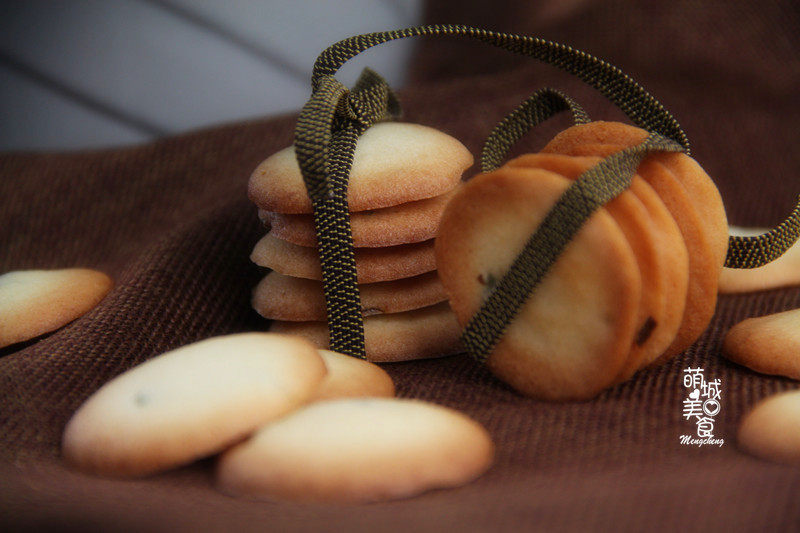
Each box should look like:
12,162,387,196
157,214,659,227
0,0,423,151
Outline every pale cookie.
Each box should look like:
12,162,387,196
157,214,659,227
436,167,642,401
252,271,447,321
248,122,473,213
719,226,800,293
62,333,326,477
250,233,437,283
542,138,719,361
723,308,800,380
738,389,800,466
542,121,728,267
506,153,688,380
259,188,457,248
0,268,113,348
315,350,395,401
216,398,494,503
269,302,463,363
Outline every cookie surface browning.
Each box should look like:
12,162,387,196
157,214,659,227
436,167,642,400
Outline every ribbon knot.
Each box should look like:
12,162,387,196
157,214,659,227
334,68,401,130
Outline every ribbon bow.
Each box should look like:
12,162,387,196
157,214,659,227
293,69,400,358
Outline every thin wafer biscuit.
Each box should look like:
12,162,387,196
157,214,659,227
269,302,463,363
216,398,494,503
259,189,457,248
248,122,473,213
541,137,719,360
723,308,800,380
250,233,437,283
0,268,113,348
314,350,395,400
62,333,326,477
506,153,688,379
436,167,642,400
252,271,447,321
738,390,800,466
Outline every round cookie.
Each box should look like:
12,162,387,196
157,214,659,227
0,268,113,348
315,350,395,401
723,308,800,380
248,122,473,214
269,302,463,363
738,390,800,466
541,138,719,361
719,226,800,293
250,233,437,283
252,271,447,321
62,333,327,477
260,188,457,248
541,120,728,267
506,153,688,379
436,167,642,400
215,398,494,503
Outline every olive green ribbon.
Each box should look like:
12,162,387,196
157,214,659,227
292,24,800,361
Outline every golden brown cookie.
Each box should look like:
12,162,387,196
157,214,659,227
314,350,395,401
269,302,463,363
259,188,457,248
0,268,113,348
506,153,688,379
719,226,800,293
738,390,800,466
723,308,800,380
252,271,447,321
250,233,437,283
541,136,720,360
216,398,494,503
436,166,642,400
248,122,473,214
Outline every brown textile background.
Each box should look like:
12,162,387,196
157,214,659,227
2,1,799,530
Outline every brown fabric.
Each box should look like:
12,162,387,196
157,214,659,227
2,1,799,530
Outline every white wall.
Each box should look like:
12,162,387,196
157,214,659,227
0,0,422,151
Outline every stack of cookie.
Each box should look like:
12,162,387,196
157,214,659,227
247,122,474,362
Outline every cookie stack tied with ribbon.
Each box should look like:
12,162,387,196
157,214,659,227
248,120,473,362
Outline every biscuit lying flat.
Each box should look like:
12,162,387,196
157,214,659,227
260,189,457,248
252,271,447,321
436,167,642,400
216,398,494,503
248,122,473,213
270,302,463,363
723,308,800,380
250,233,437,283
314,350,395,401
719,226,800,293
62,333,326,477
0,268,113,348
738,390,800,465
